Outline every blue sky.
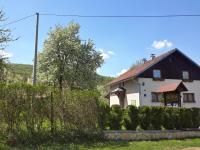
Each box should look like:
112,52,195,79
1,0,200,77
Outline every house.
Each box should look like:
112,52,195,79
108,48,200,108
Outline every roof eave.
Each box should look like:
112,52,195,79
109,76,136,86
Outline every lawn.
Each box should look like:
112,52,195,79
0,138,200,150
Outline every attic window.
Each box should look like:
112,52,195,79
153,69,161,79
182,71,189,80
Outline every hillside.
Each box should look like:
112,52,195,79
7,63,33,83
7,63,114,85
9,63,33,76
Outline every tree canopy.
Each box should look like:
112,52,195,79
0,10,14,83
38,22,103,90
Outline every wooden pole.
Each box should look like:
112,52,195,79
32,13,39,85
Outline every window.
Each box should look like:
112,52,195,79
131,100,136,106
151,92,163,102
182,71,189,80
183,93,195,103
153,70,161,79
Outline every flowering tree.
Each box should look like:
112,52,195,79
0,10,14,83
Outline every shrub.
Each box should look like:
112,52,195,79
150,106,163,130
124,105,139,130
191,107,200,128
138,106,151,130
179,108,193,129
97,100,110,129
108,105,124,130
0,83,102,143
163,107,176,130
171,108,182,130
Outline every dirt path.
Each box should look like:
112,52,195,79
181,148,200,150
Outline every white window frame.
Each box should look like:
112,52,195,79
131,100,136,106
153,69,161,79
182,71,189,80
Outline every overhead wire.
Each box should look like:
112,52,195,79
1,13,200,28
0,14,35,28
40,13,200,18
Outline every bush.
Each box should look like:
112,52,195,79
138,106,151,130
172,108,182,130
124,105,139,130
179,108,193,129
163,107,176,130
191,108,200,128
98,100,110,129
150,106,163,130
108,105,124,130
0,83,102,143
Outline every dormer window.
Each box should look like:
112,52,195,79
182,71,189,80
153,69,161,79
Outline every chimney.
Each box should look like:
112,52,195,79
142,58,147,63
150,54,156,60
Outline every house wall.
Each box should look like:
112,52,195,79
109,79,140,107
138,78,200,108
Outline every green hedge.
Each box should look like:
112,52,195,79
0,83,102,143
102,105,200,130
138,106,151,130
108,105,124,130
124,105,139,130
1,83,200,136
150,106,163,130
163,107,177,129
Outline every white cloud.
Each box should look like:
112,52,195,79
107,51,115,55
116,68,128,77
0,50,13,58
98,48,115,60
101,52,110,60
152,40,173,49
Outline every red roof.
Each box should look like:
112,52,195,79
154,82,188,93
109,49,177,85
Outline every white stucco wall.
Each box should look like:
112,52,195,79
109,79,140,107
181,81,200,108
138,78,200,108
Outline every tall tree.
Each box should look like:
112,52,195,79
38,23,103,90
0,10,14,83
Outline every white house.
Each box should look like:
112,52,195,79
108,49,200,108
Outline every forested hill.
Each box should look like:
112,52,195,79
7,63,33,83
7,63,115,85
9,63,33,76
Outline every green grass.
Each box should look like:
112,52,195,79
1,138,200,150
